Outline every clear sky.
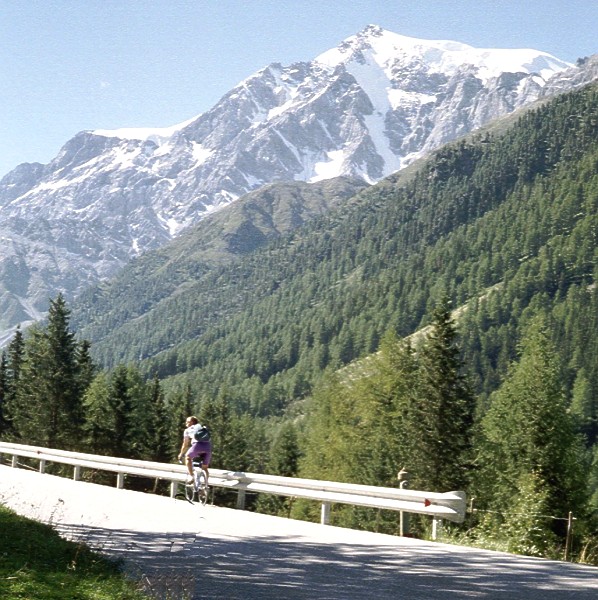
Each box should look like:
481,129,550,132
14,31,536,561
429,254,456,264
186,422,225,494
1,0,596,178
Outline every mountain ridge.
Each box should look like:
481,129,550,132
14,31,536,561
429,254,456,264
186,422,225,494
70,81,598,414
0,26,595,340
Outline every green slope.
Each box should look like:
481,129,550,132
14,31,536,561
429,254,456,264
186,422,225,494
71,82,598,417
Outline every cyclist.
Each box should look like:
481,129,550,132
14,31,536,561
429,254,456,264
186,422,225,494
178,415,211,484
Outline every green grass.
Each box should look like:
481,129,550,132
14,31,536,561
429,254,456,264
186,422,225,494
0,505,148,600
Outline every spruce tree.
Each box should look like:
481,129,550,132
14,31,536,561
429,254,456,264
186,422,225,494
15,296,82,449
146,375,171,463
108,365,134,458
0,353,8,438
76,339,96,399
256,421,300,517
477,317,589,542
4,327,24,438
408,297,475,492
82,372,117,455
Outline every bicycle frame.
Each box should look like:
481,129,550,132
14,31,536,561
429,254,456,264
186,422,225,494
186,457,209,505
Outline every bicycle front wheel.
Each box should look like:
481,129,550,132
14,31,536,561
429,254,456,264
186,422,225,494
184,480,195,503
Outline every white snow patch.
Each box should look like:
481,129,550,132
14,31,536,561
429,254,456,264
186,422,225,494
8,171,92,205
191,142,213,165
316,28,572,85
342,57,402,177
310,149,347,182
92,115,197,144
387,89,435,109
109,145,142,170
166,218,183,236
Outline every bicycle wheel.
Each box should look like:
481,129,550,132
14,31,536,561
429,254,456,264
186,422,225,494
184,478,195,503
196,468,209,505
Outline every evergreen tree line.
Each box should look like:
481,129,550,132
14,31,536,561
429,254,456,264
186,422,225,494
0,84,596,560
0,294,596,561
294,302,594,561
69,83,598,432
0,295,293,503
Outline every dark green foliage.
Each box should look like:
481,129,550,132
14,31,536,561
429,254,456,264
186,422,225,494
67,84,598,438
1,326,24,439
11,296,84,449
82,371,119,456
474,317,589,550
297,304,474,532
145,375,171,463
408,298,475,492
256,421,301,516
0,352,8,436
0,298,173,468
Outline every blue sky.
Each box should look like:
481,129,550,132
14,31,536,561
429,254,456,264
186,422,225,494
1,0,596,178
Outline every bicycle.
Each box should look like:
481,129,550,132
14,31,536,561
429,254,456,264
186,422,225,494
182,456,209,505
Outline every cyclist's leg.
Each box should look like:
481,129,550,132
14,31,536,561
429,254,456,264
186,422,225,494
184,455,194,480
196,442,212,485
193,453,208,485
186,442,204,479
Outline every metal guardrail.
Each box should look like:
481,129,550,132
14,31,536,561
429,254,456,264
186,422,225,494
0,442,466,533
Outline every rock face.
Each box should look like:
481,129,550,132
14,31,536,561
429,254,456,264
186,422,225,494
0,25,593,338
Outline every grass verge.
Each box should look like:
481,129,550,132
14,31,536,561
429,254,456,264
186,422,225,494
0,505,148,600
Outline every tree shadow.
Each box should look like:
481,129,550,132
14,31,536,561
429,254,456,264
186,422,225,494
53,521,598,600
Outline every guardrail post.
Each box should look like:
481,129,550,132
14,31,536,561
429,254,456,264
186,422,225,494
236,489,246,510
321,502,330,525
39,459,46,474
73,465,81,481
170,481,178,498
116,473,125,489
432,517,442,540
398,467,410,536
11,455,18,468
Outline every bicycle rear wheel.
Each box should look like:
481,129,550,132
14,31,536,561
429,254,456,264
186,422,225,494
196,468,208,505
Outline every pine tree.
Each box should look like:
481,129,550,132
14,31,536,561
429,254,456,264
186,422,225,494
146,375,171,463
477,317,589,542
257,421,300,517
82,372,117,455
76,339,96,399
108,365,134,458
269,421,300,477
15,295,83,449
3,327,24,438
366,332,420,489
0,352,9,437
200,389,235,470
408,298,475,492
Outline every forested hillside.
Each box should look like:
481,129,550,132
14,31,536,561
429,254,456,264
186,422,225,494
72,82,597,419
2,81,597,562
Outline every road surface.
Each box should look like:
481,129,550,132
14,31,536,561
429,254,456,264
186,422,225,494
1,465,596,599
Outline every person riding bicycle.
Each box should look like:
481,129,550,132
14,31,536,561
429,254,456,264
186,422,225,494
178,415,211,485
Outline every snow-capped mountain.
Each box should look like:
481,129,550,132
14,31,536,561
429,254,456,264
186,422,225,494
0,25,593,340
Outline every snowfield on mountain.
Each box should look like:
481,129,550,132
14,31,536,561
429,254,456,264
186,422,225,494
0,25,596,340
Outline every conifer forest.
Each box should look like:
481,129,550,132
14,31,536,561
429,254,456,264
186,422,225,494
1,82,598,563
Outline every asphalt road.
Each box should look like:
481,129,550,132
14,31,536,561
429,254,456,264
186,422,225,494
1,465,596,599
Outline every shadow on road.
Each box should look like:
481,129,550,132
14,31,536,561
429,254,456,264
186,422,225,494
54,522,598,600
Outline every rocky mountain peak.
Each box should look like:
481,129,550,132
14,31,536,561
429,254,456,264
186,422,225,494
0,27,594,341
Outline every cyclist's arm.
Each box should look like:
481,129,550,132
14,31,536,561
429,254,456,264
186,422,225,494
178,435,191,461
